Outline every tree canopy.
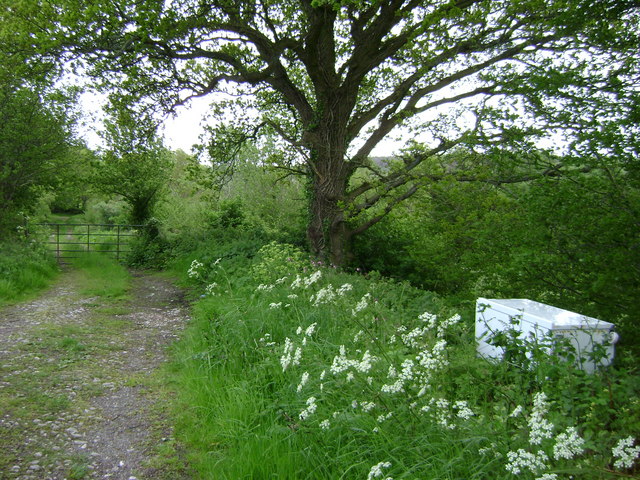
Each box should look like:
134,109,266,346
16,0,640,262
92,109,171,225
0,81,78,233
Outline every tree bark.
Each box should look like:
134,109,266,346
306,143,353,266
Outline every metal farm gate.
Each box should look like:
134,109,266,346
32,223,144,262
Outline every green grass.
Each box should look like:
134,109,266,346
0,241,59,305
71,253,131,298
166,240,640,479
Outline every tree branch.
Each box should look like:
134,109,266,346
349,183,419,237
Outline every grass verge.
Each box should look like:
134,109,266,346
0,240,59,306
167,239,640,479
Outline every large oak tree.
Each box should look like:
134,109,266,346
16,0,639,263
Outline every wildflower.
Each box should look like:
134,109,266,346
376,412,393,423
275,276,288,285
205,282,218,296
330,346,352,375
288,294,298,299
330,345,376,376
510,405,524,418
296,371,310,393
290,275,303,289
400,326,428,348
505,449,549,475
319,369,326,380
304,270,322,288
612,436,640,470
256,283,274,291
280,337,293,371
296,326,303,335
304,323,317,336
310,284,336,306
269,302,282,309
258,333,276,347
478,447,490,456
381,379,404,394
436,313,461,337
399,359,415,381
367,461,391,480
346,372,355,382
352,293,371,316
319,419,331,430
553,426,584,460
337,283,353,295
535,474,558,480
356,350,376,373
432,398,454,429
353,330,364,342
419,312,437,328
361,401,376,412
528,392,554,445
416,339,449,372
454,400,474,420
187,260,204,279
292,347,302,367
299,396,317,420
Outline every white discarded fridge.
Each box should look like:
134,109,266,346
475,298,619,373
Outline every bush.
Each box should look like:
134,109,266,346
0,240,58,304
84,199,129,225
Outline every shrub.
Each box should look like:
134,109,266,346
0,240,58,304
84,199,129,225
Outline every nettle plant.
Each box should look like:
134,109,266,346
187,243,640,478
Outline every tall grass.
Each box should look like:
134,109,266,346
169,240,640,479
71,253,130,298
0,241,59,305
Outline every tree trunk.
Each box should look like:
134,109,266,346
304,88,356,266
306,151,353,266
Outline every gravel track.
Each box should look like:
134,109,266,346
0,269,191,479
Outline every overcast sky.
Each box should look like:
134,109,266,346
78,91,402,157
77,89,209,154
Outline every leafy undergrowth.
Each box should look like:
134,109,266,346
168,241,640,479
0,240,59,306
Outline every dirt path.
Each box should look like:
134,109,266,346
0,269,192,479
